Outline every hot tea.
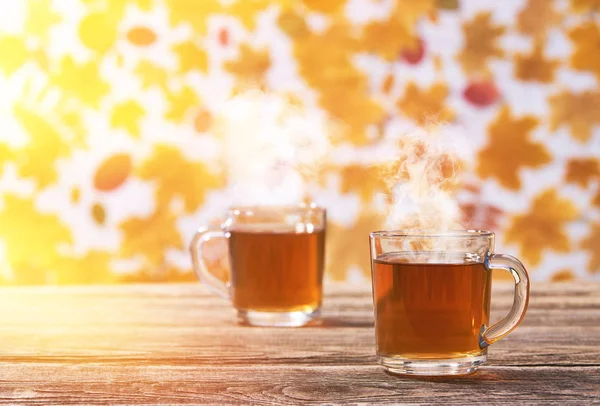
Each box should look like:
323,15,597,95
229,227,325,312
372,252,491,359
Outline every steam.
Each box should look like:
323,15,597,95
214,90,333,206
384,124,472,232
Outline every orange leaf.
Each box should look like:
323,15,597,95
517,0,561,38
338,164,388,202
569,22,600,79
551,269,576,282
514,41,559,83
570,0,600,13
301,0,346,13
94,154,132,192
127,26,157,46
279,11,384,144
505,189,579,266
549,90,600,142
224,43,270,85
581,224,600,273
458,12,505,74
564,158,600,187
397,82,453,125
326,211,385,281
477,106,551,189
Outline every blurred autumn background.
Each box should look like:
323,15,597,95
0,0,599,285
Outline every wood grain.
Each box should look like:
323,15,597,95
0,282,598,404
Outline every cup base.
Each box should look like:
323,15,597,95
237,308,320,327
380,354,487,376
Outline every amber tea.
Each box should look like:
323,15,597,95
229,228,325,312
369,230,529,376
372,253,491,359
191,204,326,327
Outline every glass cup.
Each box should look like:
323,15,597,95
190,204,326,327
369,230,529,376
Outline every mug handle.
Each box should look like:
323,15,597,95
190,227,231,299
480,254,530,348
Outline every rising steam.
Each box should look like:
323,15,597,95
214,90,333,206
384,124,472,232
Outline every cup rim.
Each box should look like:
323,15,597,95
369,229,494,238
227,202,325,216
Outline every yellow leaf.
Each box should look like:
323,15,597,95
505,189,579,266
359,0,433,60
569,22,600,80
517,0,561,38
111,100,145,137
396,82,453,125
137,144,223,212
165,0,221,34
24,0,62,39
477,106,551,189
458,12,505,74
173,41,208,74
0,36,28,75
54,251,116,285
227,0,275,30
51,56,110,107
549,90,600,142
514,41,559,83
582,224,600,273
564,158,600,187
0,194,72,283
79,12,119,54
165,86,199,123
327,211,384,281
120,207,183,267
0,143,12,176
224,43,271,85
135,60,169,90
13,104,71,188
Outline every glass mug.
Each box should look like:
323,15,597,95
190,204,326,327
369,230,529,376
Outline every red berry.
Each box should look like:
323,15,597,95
463,81,500,107
401,39,425,65
218,28,229,46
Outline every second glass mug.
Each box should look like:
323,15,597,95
369,230,529,376
190,204,326,327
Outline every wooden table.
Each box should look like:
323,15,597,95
0,282,598,404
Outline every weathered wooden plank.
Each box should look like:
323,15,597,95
0,284,598,365
0,364,598,405
0,283,598,404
